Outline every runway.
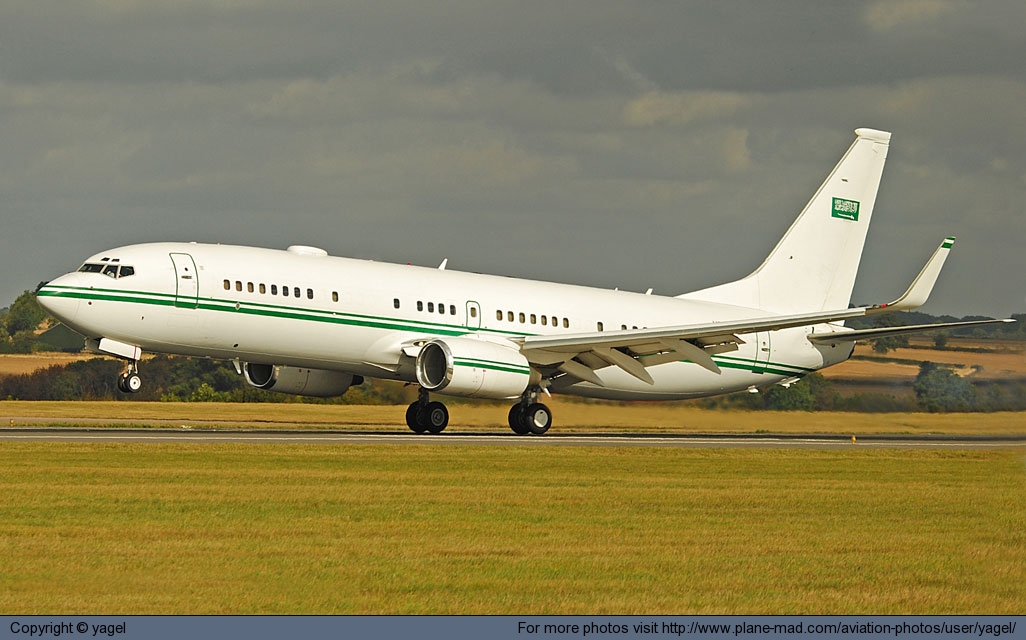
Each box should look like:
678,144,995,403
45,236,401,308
2,427,1025,449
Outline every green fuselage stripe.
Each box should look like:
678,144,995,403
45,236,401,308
38,285,814,378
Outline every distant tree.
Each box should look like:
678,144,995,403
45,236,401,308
871,335,909,354
4,291,48,335
913,362,974,412
932,332,948,349
763,383,813,411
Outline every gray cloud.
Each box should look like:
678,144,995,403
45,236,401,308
2,1,1024,316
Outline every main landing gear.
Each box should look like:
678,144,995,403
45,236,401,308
405,387,553,436
116,360,142,394
507,388,551,436
406,388,449,434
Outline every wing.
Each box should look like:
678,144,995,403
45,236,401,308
517,237,1012,387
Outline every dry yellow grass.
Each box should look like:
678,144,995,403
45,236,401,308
0,352,101,377
824,339,1026,381
2,400,1026,435
1,443,1023,613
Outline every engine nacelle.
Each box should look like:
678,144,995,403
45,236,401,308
243,363,362,397
415,337,532,399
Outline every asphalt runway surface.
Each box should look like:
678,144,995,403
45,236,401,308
2,426,1025,449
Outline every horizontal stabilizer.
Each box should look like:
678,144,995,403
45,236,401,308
808,318,1015,344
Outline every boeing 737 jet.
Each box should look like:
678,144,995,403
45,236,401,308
37,128,1009,434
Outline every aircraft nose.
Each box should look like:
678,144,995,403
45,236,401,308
36,276,81,324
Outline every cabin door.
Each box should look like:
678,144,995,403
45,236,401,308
465,301,482,329
170,253,199,309
752,332,772,374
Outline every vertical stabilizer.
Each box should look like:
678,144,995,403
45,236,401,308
680,128,891,314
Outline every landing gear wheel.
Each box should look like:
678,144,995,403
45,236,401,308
524,403,552,435
406,402,427,434
508,404,529,435
421,401,449,434
118,372,142,394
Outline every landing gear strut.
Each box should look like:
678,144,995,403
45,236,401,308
405,388,449,434
117,361,142,394
508,387,551,435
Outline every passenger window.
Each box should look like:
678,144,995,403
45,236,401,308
235,281,242,292
541,316,547,326
394,298,400,309
271,284,278,295
293,287,300,298
307,288,313,299
259,284,266,294
283,286,289,297
332,291,339,302
247,282,254,293
519,312,525,323
417,301,423,311
438,302,444,314
450,305,456,316
470,307,478,318
428,302,434,313
621,324,627,331
507,311,514,322
563,318,569,328
223,280,230,290
530,314,537,324
496,310,503,321
597,322,603,331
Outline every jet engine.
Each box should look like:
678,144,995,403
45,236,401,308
415,337,532,399
243,363,362,397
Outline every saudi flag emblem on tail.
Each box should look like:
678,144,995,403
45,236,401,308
831,197,860,221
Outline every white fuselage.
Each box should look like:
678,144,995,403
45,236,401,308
39,242,852,401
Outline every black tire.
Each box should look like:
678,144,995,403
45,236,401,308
126,374,142,393
524,403,552,435
508,404,529,435
421,401,449,434
116,375,128,393
406,402,427,434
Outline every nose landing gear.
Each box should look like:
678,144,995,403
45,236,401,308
117,362,142,394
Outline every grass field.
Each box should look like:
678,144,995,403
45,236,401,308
0,442,1023,614
4,400,1026,435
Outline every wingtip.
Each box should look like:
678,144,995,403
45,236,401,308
854,128,892,143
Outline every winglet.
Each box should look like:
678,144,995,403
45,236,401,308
872,237,954,313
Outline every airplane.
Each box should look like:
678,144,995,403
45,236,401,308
36,128,1011,435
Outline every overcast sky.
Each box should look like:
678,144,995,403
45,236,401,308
2,1,1024,317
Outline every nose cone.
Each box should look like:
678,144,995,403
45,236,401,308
36,275,81,325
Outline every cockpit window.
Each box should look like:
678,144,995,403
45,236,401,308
79,263,135,278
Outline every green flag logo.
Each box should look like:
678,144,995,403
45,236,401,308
832,197,860,221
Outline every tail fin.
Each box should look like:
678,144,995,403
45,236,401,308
680,128,891,314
